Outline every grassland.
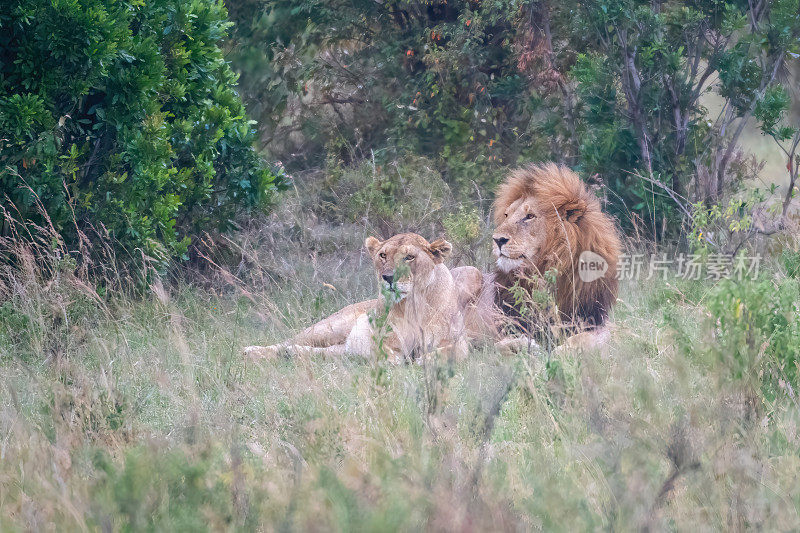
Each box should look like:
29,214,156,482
1,169,799,531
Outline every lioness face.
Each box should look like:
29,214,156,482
365,233,452,299
492,197,548,273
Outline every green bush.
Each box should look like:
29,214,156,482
226,0,542,192
706,276,800,403
442,206,481,248
0,0,285,269
228,0,799,238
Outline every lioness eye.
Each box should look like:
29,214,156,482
405,255,415,261
524,213,535,220
379,252,386,259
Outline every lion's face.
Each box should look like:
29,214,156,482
490,164,622,328
491,197,549,273
365,233,452,299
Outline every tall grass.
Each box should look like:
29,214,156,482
1,170,799,531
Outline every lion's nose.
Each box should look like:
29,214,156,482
382,273,394,285
493,236,509,250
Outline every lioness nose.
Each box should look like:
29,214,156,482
493,236,509,250
382,273,394,285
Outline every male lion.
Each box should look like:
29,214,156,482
243,233,482,362
475,163,621,346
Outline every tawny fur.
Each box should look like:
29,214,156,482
244,164,620,360
491,163,621,331
244,233,482,362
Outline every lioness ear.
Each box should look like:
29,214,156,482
428,238,452,263
559,199,587,223
365,236,382,257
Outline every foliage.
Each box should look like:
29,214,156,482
687,187,763,256
226,0,544,190
442,205,482,249
6,217,800,529
0,0,285,270
706,275,800,403
562,0,799,233
783,249,800,279
324,154,457,235
753,84,800,227
227,0,799,238
3,168,800,529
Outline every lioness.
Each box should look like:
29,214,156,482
243,233,482,362
245,164,620,358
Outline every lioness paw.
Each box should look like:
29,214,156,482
243,345,279,359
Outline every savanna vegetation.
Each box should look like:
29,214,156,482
2,0,800,530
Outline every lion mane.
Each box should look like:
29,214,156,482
492,163,621,330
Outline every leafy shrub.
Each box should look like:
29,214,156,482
226,0,541,192
228,0,799,238
687,187,764,257
443,206,482,248
0,0,285,270
706,276,800,403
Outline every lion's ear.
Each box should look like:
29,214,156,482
428,238,452,263
559,199,587,223
365,236,382,257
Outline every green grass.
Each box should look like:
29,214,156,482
2,187,800,531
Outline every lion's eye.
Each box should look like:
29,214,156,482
379,252,387,259
524,213,536,220
404,255,415,261
504,213,508,218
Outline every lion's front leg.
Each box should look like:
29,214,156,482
436,337,470,362
243,342,292,359
494,335,540,356
284,344,349,357
244,343,350,359
554,326,612,354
